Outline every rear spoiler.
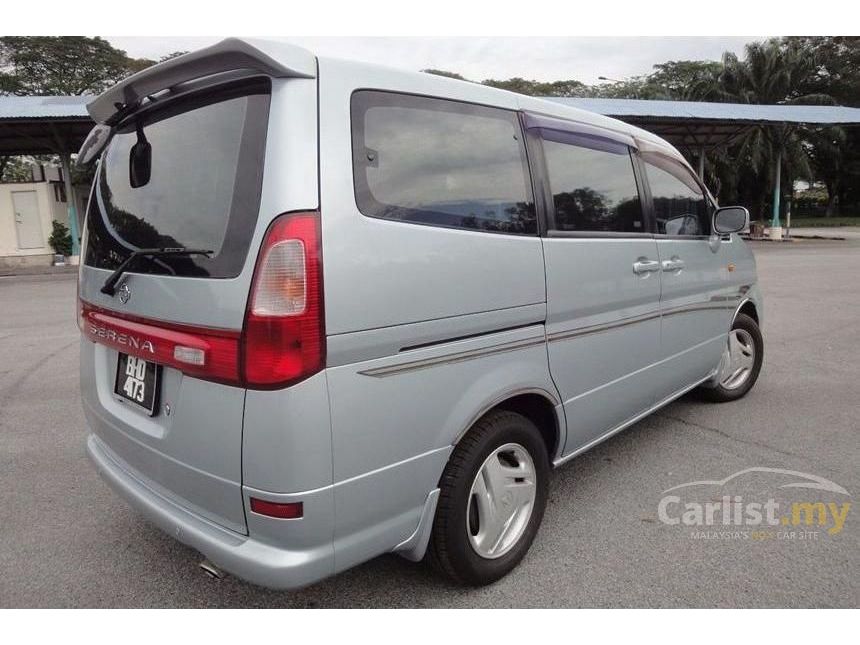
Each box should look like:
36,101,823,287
86,37,316,124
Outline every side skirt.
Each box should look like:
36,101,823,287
552,372,715,469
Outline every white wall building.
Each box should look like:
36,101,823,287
0,165,86,269
0,95,93,270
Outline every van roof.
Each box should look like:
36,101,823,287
88,37,683,161
315,52,683,159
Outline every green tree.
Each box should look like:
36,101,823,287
785,36,860,106
0,36,155,95
708,39,831,221
804,127,849,216
717,39,830,106
421,69,467,80
481,77,543,95
544,79,591,97
786,37,860,216
481,77,591,97
439,39,860,220
0,156,37,181
648,60,723,100
592,76,655,99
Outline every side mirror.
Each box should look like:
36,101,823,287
713,206,749,235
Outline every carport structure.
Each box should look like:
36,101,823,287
3,94,860,247
0,95,92,257
543,97,860,234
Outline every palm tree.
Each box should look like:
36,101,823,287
713,39,832,228
803,126,848,216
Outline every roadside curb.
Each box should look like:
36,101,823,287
0,265,79,278
782,233,847,241
743,233,849,242
742,236,797,243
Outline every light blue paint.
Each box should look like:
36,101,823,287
771,150,782,229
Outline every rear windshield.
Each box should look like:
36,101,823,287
84,79,270,278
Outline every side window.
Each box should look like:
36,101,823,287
642,154,711,236
351,91,536,235
540,130,644,234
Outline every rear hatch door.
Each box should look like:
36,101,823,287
80,71,272,534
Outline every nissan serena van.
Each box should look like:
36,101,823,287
78,38,764,589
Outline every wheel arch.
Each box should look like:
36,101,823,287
453,388,564,461
736,299,759,325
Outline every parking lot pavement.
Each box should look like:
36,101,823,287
1,239,858,608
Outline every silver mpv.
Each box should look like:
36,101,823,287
78,38,764,588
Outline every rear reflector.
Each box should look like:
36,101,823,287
249,498,303,519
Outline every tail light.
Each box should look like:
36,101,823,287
242,211,325,388
78,210,324,390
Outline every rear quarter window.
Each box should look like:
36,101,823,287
351,91,536,235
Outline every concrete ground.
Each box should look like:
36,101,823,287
1,239,858,608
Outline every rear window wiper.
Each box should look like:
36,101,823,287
101,247,213,296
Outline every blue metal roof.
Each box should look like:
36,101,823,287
0,96,93,155
2,94,858,124
541,97,860,125
1,94,858,155
0,95,91,120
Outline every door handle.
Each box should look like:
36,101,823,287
632,259,661,275
662,257,685,272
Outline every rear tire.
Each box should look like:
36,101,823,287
699,313,763,402
427,409,549,586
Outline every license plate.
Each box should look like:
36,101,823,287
114,354,160,416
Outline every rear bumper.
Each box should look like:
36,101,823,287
86,433,335,589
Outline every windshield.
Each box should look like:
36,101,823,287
84,79,270,278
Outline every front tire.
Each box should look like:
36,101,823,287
699,312,763,402
428,409,549,586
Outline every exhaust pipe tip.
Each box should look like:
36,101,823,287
199,559,225,580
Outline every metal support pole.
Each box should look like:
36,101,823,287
60,152,80,259
697,146,705,180
771,149,782,229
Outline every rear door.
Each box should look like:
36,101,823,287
12,190,44,249
638,152,735,399
78,74,317,534
529,117,663,455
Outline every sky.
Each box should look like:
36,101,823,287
105,37,763,85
